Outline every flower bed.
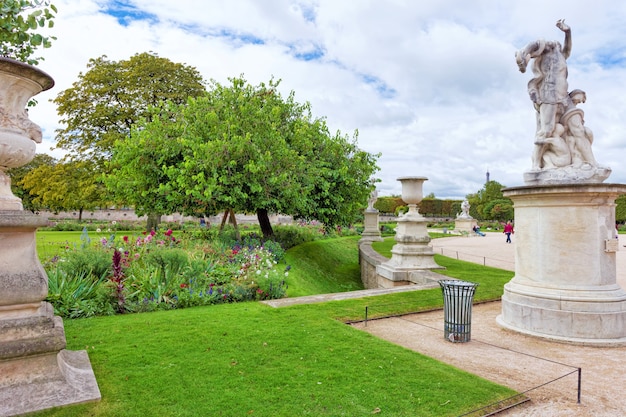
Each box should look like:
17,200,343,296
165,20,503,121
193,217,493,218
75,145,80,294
45,228,290,317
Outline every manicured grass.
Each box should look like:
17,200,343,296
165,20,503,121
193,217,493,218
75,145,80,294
284,236,364,297
36,230,131,263
36,231,86,262
34,300,515,417
29,231,517,416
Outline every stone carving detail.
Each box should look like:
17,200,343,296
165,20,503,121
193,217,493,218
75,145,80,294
366,187,378,212
516,20,610,185
0,106,43,143
457,199,472,219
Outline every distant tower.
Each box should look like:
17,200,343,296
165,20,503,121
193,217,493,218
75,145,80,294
486,170,490,183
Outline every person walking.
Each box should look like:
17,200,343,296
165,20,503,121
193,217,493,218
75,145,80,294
503,221,514,243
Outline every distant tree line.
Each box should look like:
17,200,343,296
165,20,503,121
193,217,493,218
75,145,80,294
374,196,462,218
375,181,626,223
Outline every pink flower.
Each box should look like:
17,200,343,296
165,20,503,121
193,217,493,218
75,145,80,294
164,229,173,236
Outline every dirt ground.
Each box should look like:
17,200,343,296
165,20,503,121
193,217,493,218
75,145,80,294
352,301,626,416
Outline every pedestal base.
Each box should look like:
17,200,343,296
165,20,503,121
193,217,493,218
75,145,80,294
0,211,100,415
499,183,626,345
454,218,476,235
497,281,626,346
0,349,101,416
359,210,383,243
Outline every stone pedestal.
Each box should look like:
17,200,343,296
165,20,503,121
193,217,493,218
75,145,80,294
497,184,626,345
0,211,100,415
360,209,383,243
377,177,443,284
455,218,477,235
377,210,443,283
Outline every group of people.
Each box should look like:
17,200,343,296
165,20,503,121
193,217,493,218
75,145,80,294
472,220,514,243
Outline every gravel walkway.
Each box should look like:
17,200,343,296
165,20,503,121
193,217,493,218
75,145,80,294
354,233,626,416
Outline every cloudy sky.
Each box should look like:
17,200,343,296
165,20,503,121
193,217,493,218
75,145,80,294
26,0,626,198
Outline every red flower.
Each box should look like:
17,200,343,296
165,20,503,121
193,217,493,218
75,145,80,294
180,283,188,288
164,229,173,236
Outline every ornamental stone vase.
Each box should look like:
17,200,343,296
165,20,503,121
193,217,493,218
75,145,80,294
376,176,442,287
0,57,100,416
0,57,54,210
398,176,427,218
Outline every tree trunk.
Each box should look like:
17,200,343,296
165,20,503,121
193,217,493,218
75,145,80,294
219,209,240,240
228,209,240,240
257,208,274,238
78,207,83,221
146,213,161,232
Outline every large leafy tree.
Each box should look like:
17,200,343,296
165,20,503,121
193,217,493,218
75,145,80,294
20,159,107,219
466,180,512,220
106,77,379,237
52,52,206,165
7,153,56,211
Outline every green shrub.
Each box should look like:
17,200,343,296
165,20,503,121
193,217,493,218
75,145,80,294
142,247,189,279
271,224,322,249
52,246,112,281
46,268,112,318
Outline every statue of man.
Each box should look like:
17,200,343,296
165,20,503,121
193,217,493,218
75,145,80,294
516,19,571,170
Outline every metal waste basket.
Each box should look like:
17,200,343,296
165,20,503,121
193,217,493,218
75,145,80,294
439,280,479,343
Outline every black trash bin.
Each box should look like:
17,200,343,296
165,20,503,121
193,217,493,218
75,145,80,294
439,280,479,343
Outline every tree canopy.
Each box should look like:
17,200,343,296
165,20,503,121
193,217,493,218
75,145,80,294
7,153,56,211
106,76,379,236
466,180,513,221
20,159,107,219
52,52,206,165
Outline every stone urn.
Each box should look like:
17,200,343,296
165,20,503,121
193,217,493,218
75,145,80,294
0,57,54,210
0,57,101,416
376,176,441,286
398,176,427,217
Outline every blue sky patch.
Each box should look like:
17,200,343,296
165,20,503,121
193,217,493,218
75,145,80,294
102,1,158,26
290,44,325,61
360,74,396,99
592,49,626,68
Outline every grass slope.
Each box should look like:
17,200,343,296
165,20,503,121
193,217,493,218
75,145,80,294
284,236,364,297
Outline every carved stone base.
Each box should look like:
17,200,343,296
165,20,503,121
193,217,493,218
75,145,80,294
0,349,101,416
498,183,626,345
0,211,100,415
523,165,611,185
376,212,443,283
359,210,383,243
454,218,477,235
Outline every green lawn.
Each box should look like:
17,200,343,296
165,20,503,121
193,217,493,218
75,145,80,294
30,231,517,416
36,230,132,263
284,236,364,297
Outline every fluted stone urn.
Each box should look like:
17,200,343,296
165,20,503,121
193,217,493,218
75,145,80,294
0,57,53,210
0,57,100,416
376,176,442,286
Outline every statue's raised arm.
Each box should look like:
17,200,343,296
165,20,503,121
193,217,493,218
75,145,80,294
556,19,572,59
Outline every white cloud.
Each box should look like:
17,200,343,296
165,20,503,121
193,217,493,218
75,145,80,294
18,0,626,199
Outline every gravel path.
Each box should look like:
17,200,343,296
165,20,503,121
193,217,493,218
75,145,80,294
353,233,626,416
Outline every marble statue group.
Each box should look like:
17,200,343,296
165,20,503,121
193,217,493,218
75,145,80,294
515,20,609,183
